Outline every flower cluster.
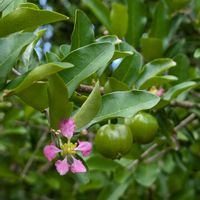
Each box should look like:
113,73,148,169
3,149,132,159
43,118,92,175
149,86,165,97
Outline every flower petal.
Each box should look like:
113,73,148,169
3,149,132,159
71,157,86,173
43,144,61,161
60,118,75,139
156,88,165,97
75,140,92,157
55,158,69,175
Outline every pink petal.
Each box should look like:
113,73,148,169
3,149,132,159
59,118,75,139
55,158,69,175
75,140,92,157
71,157,86,173
43,144,61,161
156,88,165,97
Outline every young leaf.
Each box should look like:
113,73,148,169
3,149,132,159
82,0,111,31
70,9,94,51
48,74,73,129
110,3,128,38
90,90,160,125
74,82,102,129
0,3,68,37
136,58,176,89
0,32,35,88
60,42,115,97
9,62,73,94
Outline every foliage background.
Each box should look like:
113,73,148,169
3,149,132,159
0,0,200,200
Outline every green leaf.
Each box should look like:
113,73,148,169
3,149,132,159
74,82,102,129
104,77,129,93
140,75,178,89
9,62,74,94
141,37,164,61
110,3,128,38
125,0,147,47
0,32,35,87
96,35,118,45
113,53,143,87
134,162,160,187
60,42,114,97
149,1,170,39
0,0,14,12
48,74,73,129
45,52,60,63
70,9,94,51
169,54,189,83
136,58,176,89
17,82,48,111
90,90,160,125
194,48,200,58
163,81,197,101
82,0,111,31
0,3,68,37
87,154,120,171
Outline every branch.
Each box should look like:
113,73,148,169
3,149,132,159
127,143,159,170
174,113,196,132
77,84,104,95
170,100,200,109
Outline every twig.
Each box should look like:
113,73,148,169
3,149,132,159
21,130,49,178
77,84,104,95
174,113,196,132
127,143,159,170
12,68,21,76
170,100,200,109
190,91,200,98
144,147,172,164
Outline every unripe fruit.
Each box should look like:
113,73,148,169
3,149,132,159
95,124,133,159
125,112,158,144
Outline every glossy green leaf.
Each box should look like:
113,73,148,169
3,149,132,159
74,82,102,129
45,52,60,63
9,62,74,94
104,77,129,93
169,54,189,83
141,37,164,61
96,35,118,45
60,42,114,97
194,48,200,58
0,32,35,87
83,0,111,31
90,90,160,125
17,82,48,111
125,0,147,47
163,81,197,101
149,1,170,39
140,75,178,89
0,0,14,12
70,9,94,51
0,3,68,37
110,3,128,38
134,163,160,187
113,53,143,87
48,74,73,129
136,58,176,89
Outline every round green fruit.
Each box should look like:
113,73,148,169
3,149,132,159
125,112,158,144
95,124,133,159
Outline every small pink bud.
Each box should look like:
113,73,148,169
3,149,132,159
43,144,61,161
55,158,69,176
71,157,86,173
75,140,92,157
60,118,75,139
156,88,165,97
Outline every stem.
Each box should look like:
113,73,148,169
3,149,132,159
77,84,104,95
170,100,200,109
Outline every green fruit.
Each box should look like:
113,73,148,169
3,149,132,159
125,112,158,144
95,124,133,159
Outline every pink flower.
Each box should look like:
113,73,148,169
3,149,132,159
55,158,69,176
156,88,165,97
43,144,61,161
75,140,92,156
60,118,75,139
71,157,86,173
43,118,92,175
